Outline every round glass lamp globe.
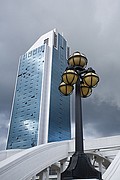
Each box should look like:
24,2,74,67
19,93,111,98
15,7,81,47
59,82,74,96
68,52,88,68
81,83,92,98
62,70,78,85
83,72,99,88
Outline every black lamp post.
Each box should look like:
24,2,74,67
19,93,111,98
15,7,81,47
59,52,102,180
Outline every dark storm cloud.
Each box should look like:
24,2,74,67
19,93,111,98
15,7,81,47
1,0,120,149
83,96,120,138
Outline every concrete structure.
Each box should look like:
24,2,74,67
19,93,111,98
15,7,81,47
1,135,120,179
6,29,72,149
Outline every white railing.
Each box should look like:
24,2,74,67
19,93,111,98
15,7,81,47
0,140,73,180
1,136,120,180
103,150,120,180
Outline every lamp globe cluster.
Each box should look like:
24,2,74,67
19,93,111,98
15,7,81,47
59,51,99,97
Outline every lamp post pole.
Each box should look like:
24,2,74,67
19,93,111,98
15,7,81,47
75,79,84,153
61,75,102,180
59,52,102,180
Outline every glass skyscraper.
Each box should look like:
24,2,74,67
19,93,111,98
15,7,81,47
6,29,72,149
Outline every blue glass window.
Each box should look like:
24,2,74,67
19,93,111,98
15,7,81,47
7,45,45,149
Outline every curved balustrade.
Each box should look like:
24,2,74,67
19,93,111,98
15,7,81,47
0,140,72,180
103,150,120,180
1,136,120,180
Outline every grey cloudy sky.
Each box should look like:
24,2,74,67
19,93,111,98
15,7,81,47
0,0,120,150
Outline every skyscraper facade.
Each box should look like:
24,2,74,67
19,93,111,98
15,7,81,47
6,29,72,149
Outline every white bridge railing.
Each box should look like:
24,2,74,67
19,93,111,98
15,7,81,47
1,136,120,180
0,140,73,180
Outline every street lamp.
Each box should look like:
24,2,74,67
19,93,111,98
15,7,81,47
59,52,102,179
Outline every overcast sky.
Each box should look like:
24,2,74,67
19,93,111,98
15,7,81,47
0,0,120,150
